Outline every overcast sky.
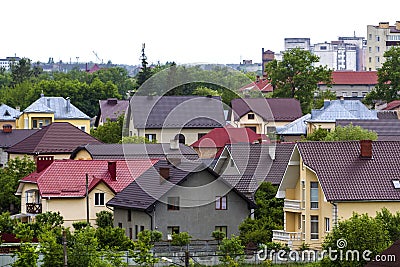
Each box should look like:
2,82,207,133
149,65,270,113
2,0,399,66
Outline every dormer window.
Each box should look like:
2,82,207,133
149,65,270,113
3,110,10,116
392,180,400,189
248,113,255,120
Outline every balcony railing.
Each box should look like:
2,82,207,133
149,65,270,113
26,203,42,214
272,230,303,241
284,199,302,210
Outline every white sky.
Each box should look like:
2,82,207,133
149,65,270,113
2,0,399,66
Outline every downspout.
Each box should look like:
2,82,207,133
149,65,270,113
331,202,338,227
145,205,155,230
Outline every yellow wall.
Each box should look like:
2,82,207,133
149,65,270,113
9,153,71,161
337,202,400,222
307,122,336,136
56,119,90,134
0,121,17,128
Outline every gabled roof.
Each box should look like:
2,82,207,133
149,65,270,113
336,119,400,141
191,125,269,148
319,71,378,85
107,159,256,211
0,104,21,121
130,96,226,129
22,95,89,120
296,141,400,201
365,239,400,267
0,129,38,148
230,98,303,122
308,100,378,122
18,159,158,197
383,100,400,110
95,98,129,127
239,78,273,93
6,122,102,154
70,143,199,160
276,114,311,135
218,143,295,194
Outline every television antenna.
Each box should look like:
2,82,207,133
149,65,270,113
92,51,103,64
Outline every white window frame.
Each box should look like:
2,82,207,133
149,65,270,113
94,192,105,206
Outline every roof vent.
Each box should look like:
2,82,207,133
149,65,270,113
360,140,372,159
393,180,400,189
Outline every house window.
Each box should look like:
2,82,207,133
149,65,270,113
376,46,380,52
325,217,330,232
320,46,327,50
32,120,38,129
301,181,305,209
135,225,138,239
342,92,347,97
310,216,319,239
376,36,380,42
369,34,372,40
128,210,131,222
175,134,186,144
145,134,156,142
310,182,318,209
247,113,255,120
215,196,227,210
215,226,227,236
129,228,133,239
198,133,207,140
167,226,180,235
94,192,105,206
118,222,122,228
140,226,145,232
80,126,86,132
352,92,358,97
45,119,50,126
369,57,372,63
167,197,180,210
368,47,372,53
362,92,368,97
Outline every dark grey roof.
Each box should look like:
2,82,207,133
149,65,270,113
0,129,38,148
107,159,255,210
95,98,129,127
377,110,398,120
297,141,400,201
70,143,199,160
129,96,226,129
336,119,400,141
221,143,295,194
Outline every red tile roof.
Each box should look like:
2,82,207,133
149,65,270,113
20,159,158,197
239,79,273,93
191,126,269,148
319,71,378,85
383,100,400,110
6,122,102,154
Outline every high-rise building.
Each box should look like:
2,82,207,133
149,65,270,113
366,21,400,71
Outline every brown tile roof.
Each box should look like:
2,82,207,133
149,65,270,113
231,98,303,122
377,110,399,119
0,129,38,148
365,239,400,266
95,98,129,127
6,122,102,154
297,141,400,201
319,71,378,85
384,100,400,110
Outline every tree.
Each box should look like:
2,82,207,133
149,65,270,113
321,212,390,267
239,182,283,245
130,230,161,266
135,44,153,90
91,116,123,143
96,210,114,228
364,46,400,105
218,235,245,267
265,48,332,114
304,127,329,141
68,226,102,267
10,58,34,86
324,124,378,141
95,226,134,251
119,136,155,144
375,207,400,243
314,90,337,109
171,232,192,247
192,86,221,96
0,156,36,213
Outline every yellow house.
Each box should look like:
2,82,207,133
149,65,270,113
0,103,21,129
230,98,303,135
16,93,90,133
15,157,158,228
273,140,400,250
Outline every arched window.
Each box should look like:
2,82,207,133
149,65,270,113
175,134,185,144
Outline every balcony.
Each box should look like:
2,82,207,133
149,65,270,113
26,203,42,214
284,199,302,210
272,230,303,241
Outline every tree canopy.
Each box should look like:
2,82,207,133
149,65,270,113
265,48,332,114
305,124,378,141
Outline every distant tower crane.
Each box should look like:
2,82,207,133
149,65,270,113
92,51,103,64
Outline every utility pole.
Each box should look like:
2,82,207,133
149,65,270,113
86,173,89,224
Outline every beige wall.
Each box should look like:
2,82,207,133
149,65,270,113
337,202,400,222
231,111,290,134
136,128,213,145
307,122,336,136
9,153,71,161
0,121,17,128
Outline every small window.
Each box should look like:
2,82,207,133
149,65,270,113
94,192,105,206
145,134,156,142
376,36,380,42
393,180,400,189
140,225,145,232
247,113,255,120
325,217,330,232
376,46,380,52
310,182,318,209
215,196,227,210
215,226,227,236
342,92,347,97
369,34,372,40
369,57,372,63
129,228,133,239
198,133,207,140
80,126,86,132
376,56,380,63
368,47,372,53
118,222,122,228
135,225,138,239
310,216,319,239
320,46,327,50
128,210,131,222
167,197,180,210
32,120,38,129
362,92,368,97
45,119,50,126
175,134,186,144
167,226,180,235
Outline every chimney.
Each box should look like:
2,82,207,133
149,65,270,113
360,140,372,159
66,97,71,112
159,167,170,180
323,99,330,109
2,124,12,133
107,98,118,105
15,106,20,112
108,161,117,180
36,156,54,173
170,139,179,150
269,145,276,160
379,22,389,29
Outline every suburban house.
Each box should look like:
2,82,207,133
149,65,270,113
16,158,158,228
15,93,91,133
229,98,303,135
94,98,129,127
239,76,273,95
6,122,102,161
107,159,256,240
318,71,378,99
0,126,37,167
0,104,21,129
127,95,226,145
190,125,269,159
273,140,400,250
70,141,199,160
213,143,295,199
276,114,311,142
336,119,400,141
306,99,378,135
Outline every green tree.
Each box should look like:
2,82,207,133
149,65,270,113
324,124,378,141
135,44,153,90
130,230,161,266
239,182,283,245
321,212,390,267
38,228,64,267
119,135,155,144
364,46,400,105
0,212,16,236
375,207,400,243
218,235,245,267
192,86,221,96
265,48,332,114
95,226,134,251
314,90,337,109
68,226,102,267
91,116,123,143
10,58,34,86
0,156,36,213
171,232,192,247
95,210,113,228
11,243,39,267
304,127,329,141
